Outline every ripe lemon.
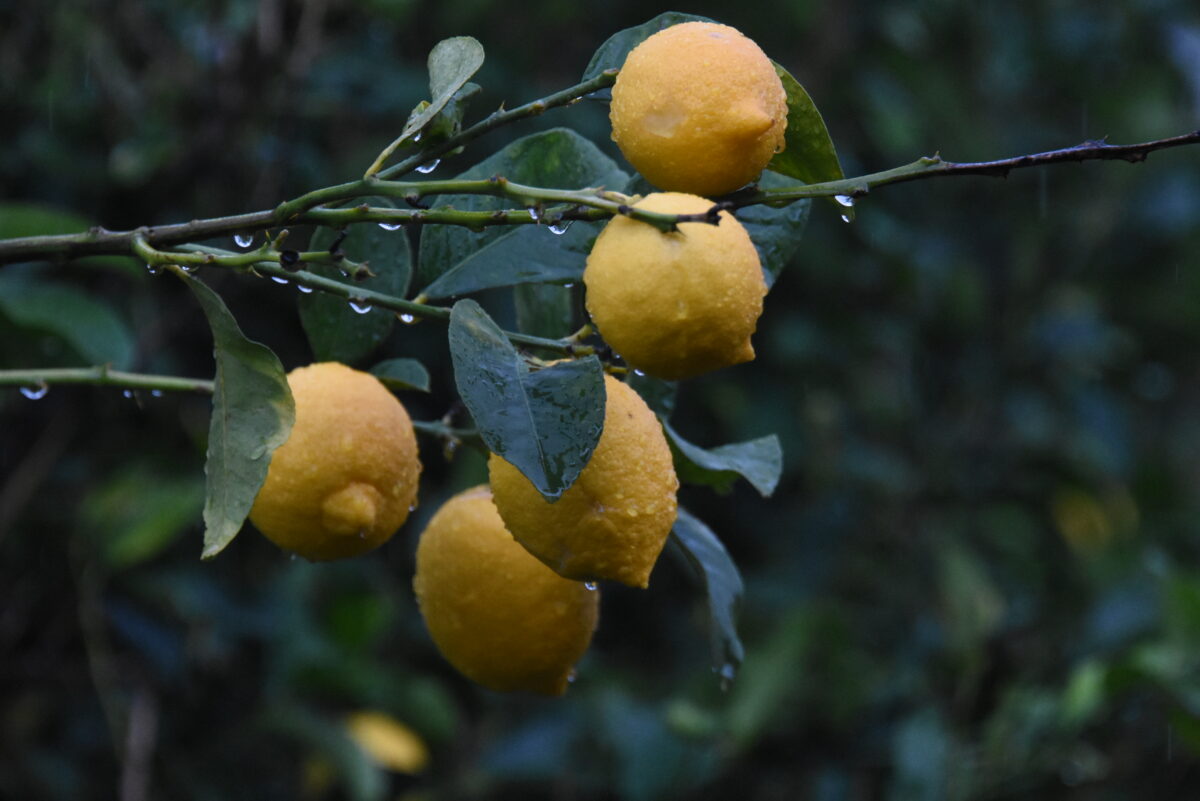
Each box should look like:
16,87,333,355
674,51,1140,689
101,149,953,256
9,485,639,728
584,192,768,380
610,21,788,197
488,373,678,589
413,486,600,695
248,362,421,561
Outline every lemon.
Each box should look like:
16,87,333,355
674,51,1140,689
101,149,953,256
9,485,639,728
584,192,767,380
413,486,599,695
610,21,788,197
248,362,421,561
488,373,678,589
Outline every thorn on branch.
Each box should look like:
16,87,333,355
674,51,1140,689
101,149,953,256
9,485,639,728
328,230,347,257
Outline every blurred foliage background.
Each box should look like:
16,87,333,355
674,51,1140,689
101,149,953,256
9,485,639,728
3,1,1200,799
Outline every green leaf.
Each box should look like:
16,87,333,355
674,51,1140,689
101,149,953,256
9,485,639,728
0,275,136,368
627,372,678,420
581,12,714,86
421,223,593,299
177,271,295,560
416,128,626,290
736,170,812,287
301,202,412,364
664,422,782,497
514,283,577,340
767,62,848,216
369,357,430,393
670,508,745,681
398,36,485,146
447,299,604,499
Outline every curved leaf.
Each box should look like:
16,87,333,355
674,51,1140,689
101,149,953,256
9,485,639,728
369,357,430,393
670,508,745,682
767,62,848,217
177,271,294,560
581,12,714,86
664,422,782,497
301,201,412,364
448,299,604,499
399,37,485,145
416,128,626,291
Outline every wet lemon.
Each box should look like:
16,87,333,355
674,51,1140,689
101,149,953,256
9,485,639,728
488,374,678,589
248,362,421,561
610,21,788,197
413,486,599,695
584,192,767,380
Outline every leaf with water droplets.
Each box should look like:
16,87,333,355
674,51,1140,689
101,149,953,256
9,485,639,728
369,358,431,393
670,508,745,682
417,128,627,292
664,422,782,497
398,37,485,148
448,299,605,500
767,62,850,217
301,197,412,364
176,271,294,560
581,12,715,92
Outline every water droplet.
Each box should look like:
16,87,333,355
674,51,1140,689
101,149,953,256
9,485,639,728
526,207,542,222
633,369,646,377
408,504,417,513
145,264,161,276
150,389,163,398
563,283,576,289
584,581,597,591
834,194,855,207
548,221,572,235
378,222,404,231
19,385,48,400
717,663,736,692
399,313,416,324
289,554,298,562
297,284,314,294
180,264,197,273
412,131,422,143
122,389,134,399
840,213,852,224
270,275,289,285
349,299,372,314
233,233,254,248
415,158,440,174
566,668,578,684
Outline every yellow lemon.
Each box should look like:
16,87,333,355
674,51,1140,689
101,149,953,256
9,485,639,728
413,486,599,695
610,21,788,197
248,362,421,561
584,192,767,380
488,373,678,589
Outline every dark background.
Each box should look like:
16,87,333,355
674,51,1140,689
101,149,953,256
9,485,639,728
3,1,1200,799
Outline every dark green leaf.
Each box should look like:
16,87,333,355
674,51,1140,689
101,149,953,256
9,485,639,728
627,372,677,420
416,128,626,290
302,201,412,364
514,283,577,340
581,12,714,88
447,299,604,499
736,170,812,287
177,271,295,560
670,508,745,681
664,422,782,497
397,36,485,145
421,222,593,299
369,357,430,393
767,62,848,216
0,275,136,368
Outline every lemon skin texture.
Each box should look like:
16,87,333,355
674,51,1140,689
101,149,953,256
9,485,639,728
413,486,600,696
584,192,768,381
248,362,421,561
610,21,788,197
488,374,678,589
